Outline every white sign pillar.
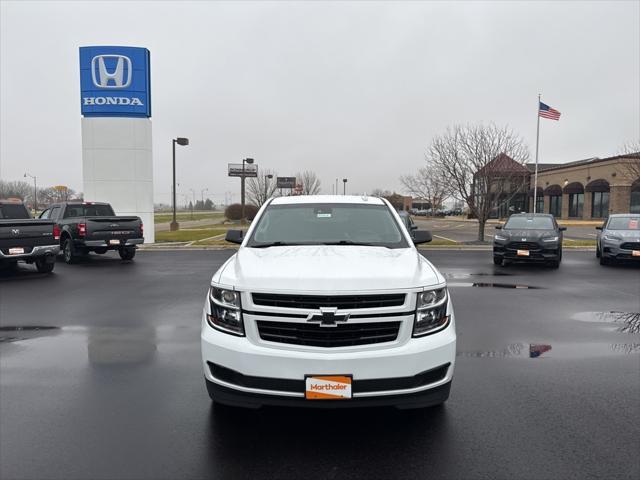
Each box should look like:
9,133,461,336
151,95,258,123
81,117,154,243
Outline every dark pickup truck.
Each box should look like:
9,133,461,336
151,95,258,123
40,202,143,263
0,200,59,273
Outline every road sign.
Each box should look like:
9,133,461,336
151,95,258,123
276,177,297,189
228,163,258,177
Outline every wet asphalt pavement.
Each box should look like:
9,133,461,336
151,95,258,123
1,250,639,480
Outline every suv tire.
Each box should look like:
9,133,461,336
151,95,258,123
119,247,136,261
35,258,55,273
63,239,79,264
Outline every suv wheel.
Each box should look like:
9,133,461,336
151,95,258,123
595,244,601,258
119,248,136,261
493,256,502,266
599,254,610,266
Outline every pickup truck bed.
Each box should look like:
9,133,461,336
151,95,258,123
0,201,59,273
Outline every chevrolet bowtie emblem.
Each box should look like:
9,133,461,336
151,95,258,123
306,307,350,328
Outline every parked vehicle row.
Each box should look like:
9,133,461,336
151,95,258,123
0,200,143,273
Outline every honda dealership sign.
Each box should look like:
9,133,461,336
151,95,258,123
79,46,151,117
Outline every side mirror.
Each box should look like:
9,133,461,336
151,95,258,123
495,225,502,230
413,230,432,244
410,224,418,231
559,226,567,231
595,226,603,230
225,229,244,244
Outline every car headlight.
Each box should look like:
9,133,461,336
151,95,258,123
603,234,622,242
207,286,244,336
542,236,559,242
494,234,508,242
413,287,449,337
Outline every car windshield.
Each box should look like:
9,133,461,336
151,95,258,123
607,216,640,230
0,204,30,219
246,203,409,248
504,216,555,230
63,204,115,218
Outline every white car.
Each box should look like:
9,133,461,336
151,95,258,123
201,195,456,409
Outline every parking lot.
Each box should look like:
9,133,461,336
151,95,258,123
412,217,600,243
1,250,638,480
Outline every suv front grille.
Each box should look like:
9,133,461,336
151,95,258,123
252,293,405,310
507,241,540,250
620,242,640,250
256,320,401,347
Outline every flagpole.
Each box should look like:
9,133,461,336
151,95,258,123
533,93,541,214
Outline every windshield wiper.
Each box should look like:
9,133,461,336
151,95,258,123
250,241,299,248
322,240,388,248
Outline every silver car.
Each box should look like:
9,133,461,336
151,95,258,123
596,214,640,265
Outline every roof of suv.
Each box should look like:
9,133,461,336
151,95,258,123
509,213,554,218
269,195,385,206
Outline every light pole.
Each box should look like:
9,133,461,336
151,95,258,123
189,188,195,219
342,178,348,195
200,188,208,210
23,173,37,214
171,137,189,231
264,174,273,204
241,158,254,223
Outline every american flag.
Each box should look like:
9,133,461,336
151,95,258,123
539,102,561,120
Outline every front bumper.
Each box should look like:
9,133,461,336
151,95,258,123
493,243,560,262
601,241,640,261
0,244,60,261
201,304,456,407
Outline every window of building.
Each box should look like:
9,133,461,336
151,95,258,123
591,191,609,218
549,195,562,217
631,182,640,214
568,193,584,218
535,196,544,214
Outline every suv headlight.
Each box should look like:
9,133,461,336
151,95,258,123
207,286,244,336
542,236,559,242
413,287,449,337
603,234,622,242
494,234,508,242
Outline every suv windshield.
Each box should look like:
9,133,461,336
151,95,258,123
607,216,640,230
247,203,409,248
63,204,115,218
504,216,555,230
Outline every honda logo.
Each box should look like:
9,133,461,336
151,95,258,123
91,55,132,89
306,308,350,328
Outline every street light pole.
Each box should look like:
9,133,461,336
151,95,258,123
171,137,189,231
24,173,37,214
264,174,273,204
241,158,254,223
201,188,208,209
343,178,347,195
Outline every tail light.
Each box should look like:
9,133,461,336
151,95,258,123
53,224,61,240
140,222,144,236
78,223,86,237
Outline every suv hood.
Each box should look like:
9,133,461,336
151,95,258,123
502,229,557,240
214,245,443,292
605,229,640,239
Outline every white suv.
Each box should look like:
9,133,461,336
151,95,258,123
201,195,456,409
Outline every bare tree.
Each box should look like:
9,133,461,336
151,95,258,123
247,170,279,207
296,171,321,195
400,162,453,212
370,188,392,197
0,180,32,200
618,141,640,179
428,124,530,241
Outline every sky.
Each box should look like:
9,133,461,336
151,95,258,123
1,0,639,205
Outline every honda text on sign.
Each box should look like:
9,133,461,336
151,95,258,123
79,46,151,117
201,195,456,409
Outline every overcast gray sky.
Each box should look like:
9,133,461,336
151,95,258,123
1,0,639,205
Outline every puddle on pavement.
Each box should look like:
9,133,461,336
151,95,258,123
573,312,640,334
448,282,542,289
444,272,512,280
458,341,640,359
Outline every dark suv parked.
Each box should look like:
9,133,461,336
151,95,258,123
493,213,566,268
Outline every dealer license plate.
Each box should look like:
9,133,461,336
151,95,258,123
517,249,530,257
8,247,25,255
305,375,352,400
632,250,640,257
109,239,120,245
